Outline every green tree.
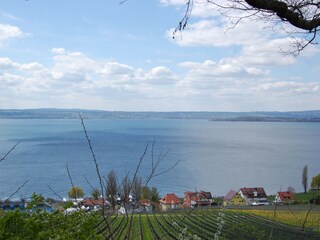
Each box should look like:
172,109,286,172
141,186,159,203
302,165,308,194
311,173,320,190
91,188,101,200
27,192,45,209
68,186,84,199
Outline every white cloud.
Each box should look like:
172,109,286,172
159,0,186,6
221,38,297,68
0,72,23,86
51,48,66,54
0,23,23,46
52,51,97,72
165,1,320,71
144,66,178,85
0,48,319,111
170,19,274,47
179,59,267,86
100,62,134,77
0,57,20,70
20,62,44,71
160,0,221,17
252,82,320,94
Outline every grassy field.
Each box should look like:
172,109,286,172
233,208,320,230
97,208,320,239
1,207,319,239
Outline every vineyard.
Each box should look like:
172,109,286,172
1,208,320,239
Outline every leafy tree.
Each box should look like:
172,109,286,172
302,165,308,194
91,188,101,200
141,186,159,203
68,186,84,199
27,192,45,209
311,173,320,190
178,0,320,54
0,211,103,239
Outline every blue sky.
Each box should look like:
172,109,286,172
0,0,319,111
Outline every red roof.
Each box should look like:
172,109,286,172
160,193,181,204
139,199,151,206
184,191,211,205
82,198,106,206
240,187,267,198
277,191,294,201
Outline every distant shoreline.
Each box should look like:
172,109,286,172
0,108,320,121
210,117,320,122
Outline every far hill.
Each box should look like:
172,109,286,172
0,109,320,122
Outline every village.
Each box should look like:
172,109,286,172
0,186,304,214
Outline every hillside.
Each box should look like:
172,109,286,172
1,109,320,121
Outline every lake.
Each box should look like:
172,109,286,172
0,119,319,199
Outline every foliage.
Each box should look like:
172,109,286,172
26,192,44,209
311,173,320,190
0,211,103,240
294,191,320,204
64,201,74,209
91,188,101,200
141,186,159,203
68,186,85,199
1,205,319,239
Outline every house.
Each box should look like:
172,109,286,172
81,198,109,211
274,191,294,204
223,190,246,206
1,199,26,211
139,199,153,213
238,187,268,205
184,191,212,208
159,193,181,211
28,202,54,213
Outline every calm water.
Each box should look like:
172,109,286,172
0,119,319,199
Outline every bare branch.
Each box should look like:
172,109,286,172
66,164,75,191
5,180,29,201
47,185,64,201
0,142,20,164
177,0,320,55
80,114,105,199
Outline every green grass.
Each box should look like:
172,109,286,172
1,208,319,239
295,191,320,203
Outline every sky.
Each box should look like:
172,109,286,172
0,0,319,111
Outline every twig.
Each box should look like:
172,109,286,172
47,185,64,201
85,176,96,192
0,142,20,164
80,114,105,200
5,180,29,201
66,164,75,190
79,114,114,239
301,201,316,232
